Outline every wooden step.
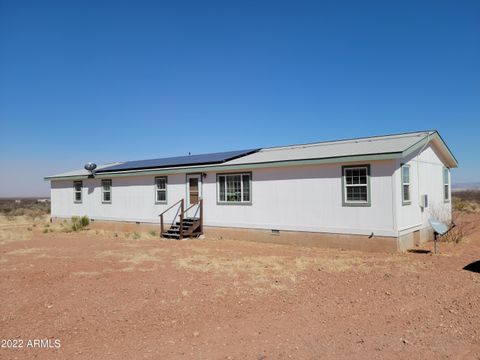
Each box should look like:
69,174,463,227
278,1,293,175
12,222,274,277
161,218,201,239
162,232,181,239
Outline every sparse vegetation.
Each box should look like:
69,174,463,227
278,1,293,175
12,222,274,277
453,190,480,213
70,215,90,231
453,190,480,202
148,230,157,237
439,225,464,243
453,197,479,213
1,207,479,359
0,198,50,220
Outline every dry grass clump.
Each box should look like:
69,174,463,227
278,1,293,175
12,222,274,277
0,217,35,245
96,248,167,266
440,228,463,243
0,228,33,245
453,197,479,213
453,190,480,203
176,254,299,280
174,247,421,295
174,252,413,288
6,247,47,256
29,217,89,234
70,216,90,231
0,199,50,221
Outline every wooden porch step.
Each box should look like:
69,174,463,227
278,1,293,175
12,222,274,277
159,199,203,240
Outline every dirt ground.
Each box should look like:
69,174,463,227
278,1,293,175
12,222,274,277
0,215,479,359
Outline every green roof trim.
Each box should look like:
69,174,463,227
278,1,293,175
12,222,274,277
45,130,458,181
45,152,401,180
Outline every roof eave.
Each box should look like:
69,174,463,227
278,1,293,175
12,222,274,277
401,131,458,168
45,152,401,180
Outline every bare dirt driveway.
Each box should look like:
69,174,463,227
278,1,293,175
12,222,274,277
1,216,479,359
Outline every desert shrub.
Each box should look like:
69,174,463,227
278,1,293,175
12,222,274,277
133,232,140,239
5,213,15,221
70,215,90,231
453,197,478,213
42,228,49,234
440,226,464,243
0,199,50,219
453,190,480,202
80,215,90,227
148,230,157,236
428,205,464,243
12,208,27,217
26,208,45,221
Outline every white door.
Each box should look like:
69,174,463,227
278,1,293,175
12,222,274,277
186,174,202,218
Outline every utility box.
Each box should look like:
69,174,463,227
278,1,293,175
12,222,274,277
420,194,428,209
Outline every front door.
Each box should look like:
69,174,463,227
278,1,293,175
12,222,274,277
186,174,202,217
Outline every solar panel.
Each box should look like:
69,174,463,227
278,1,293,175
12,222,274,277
96,149,259,173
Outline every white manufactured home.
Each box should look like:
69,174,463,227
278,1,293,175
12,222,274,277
45,131,457,252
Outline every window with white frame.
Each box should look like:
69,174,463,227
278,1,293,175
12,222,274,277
443,168,450,202
401,165,411,205
155,176,167,203
217,173,251,203
73,181,82,203
342,165,370,206
101,179,112,203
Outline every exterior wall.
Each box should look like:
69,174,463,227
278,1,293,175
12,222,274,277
50,160,397,237
202,161,396,236
51,174,187,223
394,143,452,240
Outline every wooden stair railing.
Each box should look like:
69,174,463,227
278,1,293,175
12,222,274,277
179,198,203,236
159,198,203,239
159,199,184,237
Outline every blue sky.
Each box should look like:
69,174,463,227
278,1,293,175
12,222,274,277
0,0,479,196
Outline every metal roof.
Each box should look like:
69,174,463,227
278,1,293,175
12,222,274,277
47,163,123,178
93,149,259,173
45,130,457,180
225,131,436,165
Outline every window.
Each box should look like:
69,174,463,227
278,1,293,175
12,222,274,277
401,165,411,205
101,179,112,203
342,165,370,206
73,181,82,203
217,173,251,204
155,176,167,203
443,168,450,202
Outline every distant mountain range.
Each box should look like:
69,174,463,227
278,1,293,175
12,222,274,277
452,182,480,191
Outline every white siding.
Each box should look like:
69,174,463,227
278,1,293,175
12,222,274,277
51,174,187,223
203,161,396,236
51,160,397,236
395,143,452,234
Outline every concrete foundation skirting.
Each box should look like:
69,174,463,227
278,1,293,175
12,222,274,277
397,227,434,252
51,217,159,233
51,217,411,253
203,226,398,253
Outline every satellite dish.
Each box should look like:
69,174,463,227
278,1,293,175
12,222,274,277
84,162,97,172
84,163,97,178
